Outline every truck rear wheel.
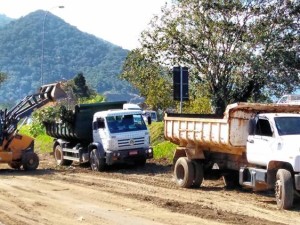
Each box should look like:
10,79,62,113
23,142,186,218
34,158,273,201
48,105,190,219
275,169,294,209
54,145,72,166
90,149,106,172
22,152,39,171
192,160,204,188
174,157,194,188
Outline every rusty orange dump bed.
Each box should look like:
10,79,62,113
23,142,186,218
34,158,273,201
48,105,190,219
164,102,300,155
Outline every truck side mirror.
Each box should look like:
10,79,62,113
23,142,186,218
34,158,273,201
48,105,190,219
147,116,152,125
93,118,105,129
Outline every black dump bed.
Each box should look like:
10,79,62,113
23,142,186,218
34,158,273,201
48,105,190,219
45,101,126,143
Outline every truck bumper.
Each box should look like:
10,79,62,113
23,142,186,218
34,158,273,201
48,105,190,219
105,147,153,165
295,174,300,191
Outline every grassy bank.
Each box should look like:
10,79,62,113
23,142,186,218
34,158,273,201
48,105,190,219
148,122,177,163
19,125,54,153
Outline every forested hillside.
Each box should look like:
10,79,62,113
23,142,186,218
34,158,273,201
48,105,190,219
0,14,13,27
0,10,137,106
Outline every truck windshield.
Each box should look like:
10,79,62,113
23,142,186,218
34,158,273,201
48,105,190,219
275,117,300,135
106,114,147,133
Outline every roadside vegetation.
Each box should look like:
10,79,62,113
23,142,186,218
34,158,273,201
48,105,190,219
148,122,177,163
19,125,53,153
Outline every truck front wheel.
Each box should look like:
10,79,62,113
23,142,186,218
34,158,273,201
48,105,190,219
90,149,106,172
22,152,39,171
54,145,72,166
174,157,194,188
275,169,294,209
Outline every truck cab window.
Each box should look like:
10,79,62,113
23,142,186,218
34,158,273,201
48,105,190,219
275,117,300,135
255,119,272,137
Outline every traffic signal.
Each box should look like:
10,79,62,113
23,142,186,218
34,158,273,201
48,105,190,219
173,66,189,101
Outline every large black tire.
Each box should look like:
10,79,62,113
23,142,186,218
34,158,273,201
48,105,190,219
174,157,194,188
223,170,240,189
192,160,204,188
275,169,294,209
22,152,39,171
54,145,72,166
89,149,106,172
8,161,22,170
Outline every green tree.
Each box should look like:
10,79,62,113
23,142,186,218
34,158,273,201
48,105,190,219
0,72,6,84
73,72,93,98
139,0,300,114
62,73,97,107
121,49,174,111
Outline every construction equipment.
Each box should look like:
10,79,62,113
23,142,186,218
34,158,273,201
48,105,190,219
165,102,300,210
44,101,153,171
0,82,66,170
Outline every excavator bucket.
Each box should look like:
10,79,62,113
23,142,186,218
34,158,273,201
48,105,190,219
39,82,67,101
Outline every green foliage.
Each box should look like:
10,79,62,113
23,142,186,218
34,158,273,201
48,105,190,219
149,122,177,163
73,72,94,98
153,142,177,162
30,106,60,137
139,0,300,114
79,94,106,104
0,10,133,105
182,97,212,114
63,73,98,105
0,72,7,83
149,122,165,146
121,49,175,111
34,134,54,153
19,125,53,153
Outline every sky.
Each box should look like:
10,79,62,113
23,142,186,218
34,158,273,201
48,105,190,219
0,0,170,50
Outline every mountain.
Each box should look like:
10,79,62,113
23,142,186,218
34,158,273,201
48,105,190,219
0,14,14,27
0,10,138,105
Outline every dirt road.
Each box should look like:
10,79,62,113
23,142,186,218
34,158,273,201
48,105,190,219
0,153,299,225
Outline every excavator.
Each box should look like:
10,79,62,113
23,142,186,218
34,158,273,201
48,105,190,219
0,82,66,170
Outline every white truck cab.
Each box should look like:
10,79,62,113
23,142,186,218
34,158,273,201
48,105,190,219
92,109,152,167
247,113,300,172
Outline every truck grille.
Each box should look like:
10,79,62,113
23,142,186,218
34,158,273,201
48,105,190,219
118,137,145,148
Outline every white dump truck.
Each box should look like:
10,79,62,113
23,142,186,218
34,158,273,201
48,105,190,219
45,101,153,171
164,102,300,209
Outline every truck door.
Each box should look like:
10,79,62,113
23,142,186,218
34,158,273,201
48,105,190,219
247,117,275,166
92,117,107,146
